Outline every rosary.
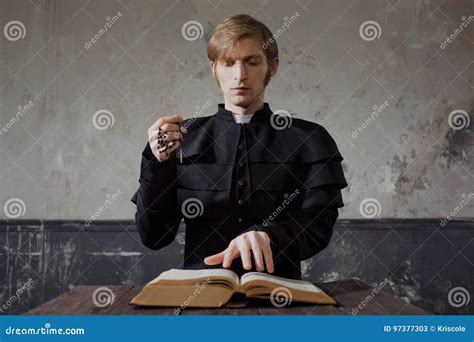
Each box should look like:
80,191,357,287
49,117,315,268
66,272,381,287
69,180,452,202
156,125,183,163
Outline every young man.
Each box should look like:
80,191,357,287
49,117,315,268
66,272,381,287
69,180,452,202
131,14,347,280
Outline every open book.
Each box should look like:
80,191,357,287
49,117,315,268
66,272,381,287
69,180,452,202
130,268,336,308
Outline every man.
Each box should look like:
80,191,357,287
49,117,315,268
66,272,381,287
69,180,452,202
131,14,347,280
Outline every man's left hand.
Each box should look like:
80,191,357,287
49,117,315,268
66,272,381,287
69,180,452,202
204,231,274,273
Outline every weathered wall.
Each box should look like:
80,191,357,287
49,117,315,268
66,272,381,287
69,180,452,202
0,0,472,220
0,0,472,316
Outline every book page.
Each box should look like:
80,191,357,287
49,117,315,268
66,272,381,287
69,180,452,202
240,272,322,293
150,268,240,286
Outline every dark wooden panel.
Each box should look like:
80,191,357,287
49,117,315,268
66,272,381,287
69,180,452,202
2,219,472,315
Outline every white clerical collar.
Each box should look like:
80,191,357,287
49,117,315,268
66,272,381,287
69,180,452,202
232,113,254,124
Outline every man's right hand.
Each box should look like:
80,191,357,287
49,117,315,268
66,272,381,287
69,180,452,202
148,114,188,162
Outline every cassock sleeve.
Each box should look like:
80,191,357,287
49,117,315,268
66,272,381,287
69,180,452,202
243,205,339,263
130,143,183,250
242,124,347,267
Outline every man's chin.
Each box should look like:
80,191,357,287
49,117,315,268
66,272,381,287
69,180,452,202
228,94,255,108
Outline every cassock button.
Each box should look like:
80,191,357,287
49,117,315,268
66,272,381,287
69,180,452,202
238,218,244,223
238,199,244,205
238,142,245,150
238,161,244,168
238,180,244,187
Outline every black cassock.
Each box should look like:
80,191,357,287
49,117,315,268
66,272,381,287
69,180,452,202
131,102,348,280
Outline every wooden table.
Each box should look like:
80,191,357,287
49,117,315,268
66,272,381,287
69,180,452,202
24,279,430,315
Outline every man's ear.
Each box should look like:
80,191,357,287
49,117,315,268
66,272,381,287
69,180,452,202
269,57,279,76
209,60,216,79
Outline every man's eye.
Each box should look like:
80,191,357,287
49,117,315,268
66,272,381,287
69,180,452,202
248,60,260,65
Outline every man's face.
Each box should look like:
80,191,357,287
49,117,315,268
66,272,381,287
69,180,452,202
210,36,278,108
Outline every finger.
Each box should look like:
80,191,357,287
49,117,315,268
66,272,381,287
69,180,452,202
148,129,159,142
151,130,183,144
162,140,180,154
162,130,183,143
260,235,274,273
249,234,265,272
164,139,181,154
148,123,187,142
238,240,252,271
150,114,183,130
156,140,181,161
222,244,240,268
204,250,226,265
149,130,184,147
160,123,181,132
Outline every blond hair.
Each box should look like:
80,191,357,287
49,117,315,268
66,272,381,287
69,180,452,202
207,14,279,64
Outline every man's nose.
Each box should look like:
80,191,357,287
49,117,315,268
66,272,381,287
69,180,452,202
234,63,247,81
